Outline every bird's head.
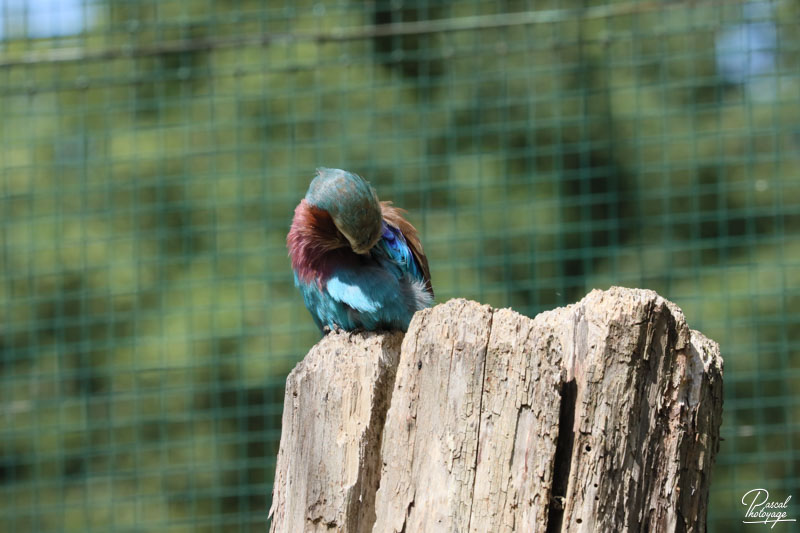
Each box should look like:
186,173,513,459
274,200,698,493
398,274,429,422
305,168,383,254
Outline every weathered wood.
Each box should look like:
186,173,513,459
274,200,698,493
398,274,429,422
373,301,565,533
544,288,724,532
269,287,723,533
268,330,403,533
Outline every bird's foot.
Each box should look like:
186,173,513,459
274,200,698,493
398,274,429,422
323,323,345,335
347,327,366,339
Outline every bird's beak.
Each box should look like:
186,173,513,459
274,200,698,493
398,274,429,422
345,236,368,255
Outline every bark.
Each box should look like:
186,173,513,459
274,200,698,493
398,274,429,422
269,287,723,533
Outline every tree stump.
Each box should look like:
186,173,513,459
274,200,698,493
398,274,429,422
269,287,723,533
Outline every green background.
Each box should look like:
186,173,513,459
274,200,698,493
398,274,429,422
1,1,798,530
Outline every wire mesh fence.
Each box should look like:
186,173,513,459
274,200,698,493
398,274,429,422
1,0,798,531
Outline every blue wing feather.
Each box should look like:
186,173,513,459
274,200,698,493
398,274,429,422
375,222,425,284
295,221,432,332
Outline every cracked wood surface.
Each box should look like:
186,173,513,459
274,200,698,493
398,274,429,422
269,287,723,533
268,330,403,533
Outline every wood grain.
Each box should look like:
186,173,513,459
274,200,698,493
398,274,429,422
269,288,723,533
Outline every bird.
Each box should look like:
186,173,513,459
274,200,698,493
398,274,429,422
287,168,434,332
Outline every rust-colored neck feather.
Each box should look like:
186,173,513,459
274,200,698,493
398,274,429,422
287,200,349,284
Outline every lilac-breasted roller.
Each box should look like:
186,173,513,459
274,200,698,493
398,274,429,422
287,168,434,332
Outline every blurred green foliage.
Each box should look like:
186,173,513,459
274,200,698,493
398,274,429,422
1,0,799,531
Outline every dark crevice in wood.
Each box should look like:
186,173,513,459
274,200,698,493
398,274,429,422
546,379,577,533
345,336,402,533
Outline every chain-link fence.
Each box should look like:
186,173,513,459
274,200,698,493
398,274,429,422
1,1,798,531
